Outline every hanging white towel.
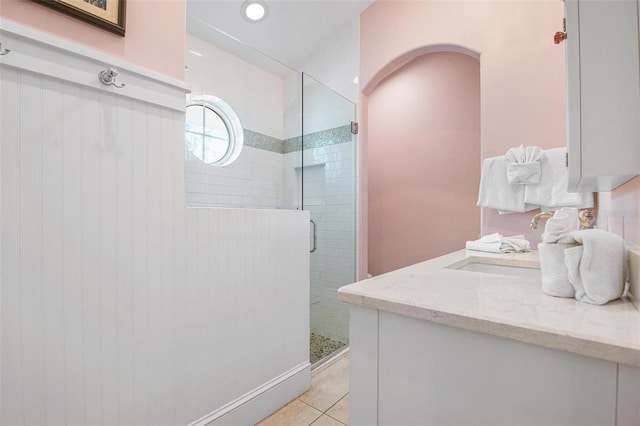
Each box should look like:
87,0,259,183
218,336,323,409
524,148,594,210
505,145,545,185
466,233,531,253
477,156,536,213
564,229,628,305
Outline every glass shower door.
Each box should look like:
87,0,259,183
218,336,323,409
302,73,357,366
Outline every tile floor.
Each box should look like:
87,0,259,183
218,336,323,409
256,353,350,426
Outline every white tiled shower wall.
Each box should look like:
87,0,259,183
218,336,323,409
285,142,356,344
186,147,285,209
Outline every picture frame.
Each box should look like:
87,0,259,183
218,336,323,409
36,0,126,36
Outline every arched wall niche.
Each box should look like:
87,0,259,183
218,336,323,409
362,43,480,95
366,50,481,276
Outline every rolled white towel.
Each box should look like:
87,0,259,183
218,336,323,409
541,208,580,244
466,233,531,254
538,243,576,298
505,145,545,185
564,229,628,305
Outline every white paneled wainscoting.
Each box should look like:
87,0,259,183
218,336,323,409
0,21,310,426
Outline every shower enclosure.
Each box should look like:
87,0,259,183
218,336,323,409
184,21,357,366
302,74,357,365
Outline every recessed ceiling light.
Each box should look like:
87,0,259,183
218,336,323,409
241,0,269,23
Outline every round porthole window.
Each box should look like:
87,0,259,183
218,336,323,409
185,95,243,166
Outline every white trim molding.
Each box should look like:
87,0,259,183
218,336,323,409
0,19,190,111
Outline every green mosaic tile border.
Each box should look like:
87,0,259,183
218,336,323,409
243,129,284,154
282,136,301,154
243,125,352,154
283,124,352,154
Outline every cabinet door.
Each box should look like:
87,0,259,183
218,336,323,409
566,0,640,191
617,364,640,426
377,312,618,426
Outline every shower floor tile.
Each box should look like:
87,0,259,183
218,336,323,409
310,333,347,365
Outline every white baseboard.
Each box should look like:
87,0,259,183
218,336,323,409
189,362,311,426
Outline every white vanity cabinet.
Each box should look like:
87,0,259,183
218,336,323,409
349,307,640,426
340,250,640,426
565,0,640,192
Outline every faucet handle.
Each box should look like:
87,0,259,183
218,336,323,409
578,208,596,229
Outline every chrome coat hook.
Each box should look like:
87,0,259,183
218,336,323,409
99,67,126,88
0,43,10,56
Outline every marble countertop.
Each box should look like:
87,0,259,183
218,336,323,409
338,249,640,367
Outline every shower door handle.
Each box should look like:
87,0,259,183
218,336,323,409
310,219,317,253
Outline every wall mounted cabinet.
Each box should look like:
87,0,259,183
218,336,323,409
565,0,640,192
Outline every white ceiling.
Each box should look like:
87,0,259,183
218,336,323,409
185,0,374,70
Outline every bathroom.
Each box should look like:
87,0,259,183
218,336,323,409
0,0,639,425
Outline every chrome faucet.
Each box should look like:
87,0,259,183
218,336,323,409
530,211,554,230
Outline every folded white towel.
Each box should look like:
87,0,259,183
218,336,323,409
477,156,537,213
507,162,541,185
538,243,576,298
505,145,545,185
564,230,628,305
524,148,594,210
541,207,580,244
466,233,531,253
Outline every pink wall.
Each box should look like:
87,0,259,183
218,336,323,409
359,0,569,276
599,177,640,247
367,52,480,276
0,0,185,79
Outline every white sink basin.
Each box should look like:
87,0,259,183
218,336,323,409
447,258,541,279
